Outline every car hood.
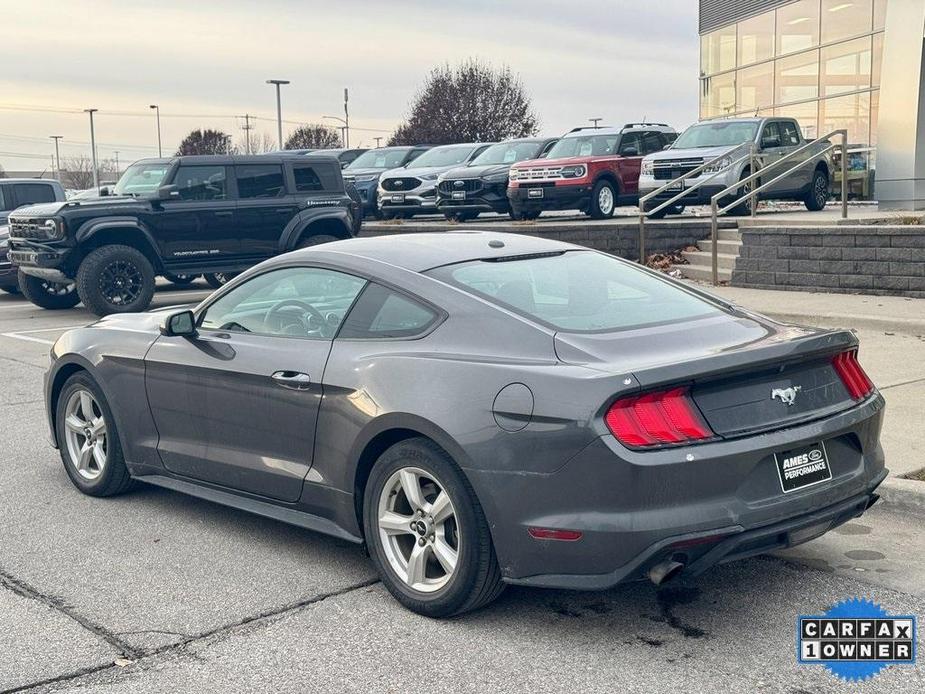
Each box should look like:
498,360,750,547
344,167,389,177
441,164,510,181
382,165,456,179
511,156,592,169
9,197,141,218
645,144,742,162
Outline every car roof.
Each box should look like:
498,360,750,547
296,231,578,273
0,178,61,184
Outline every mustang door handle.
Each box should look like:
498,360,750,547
270,371,312,390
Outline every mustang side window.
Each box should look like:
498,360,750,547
339,283,439,339
199,267,366,338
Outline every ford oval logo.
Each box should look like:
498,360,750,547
394,180,403,187
453,180,465,188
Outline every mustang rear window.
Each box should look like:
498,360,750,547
427,251,723,332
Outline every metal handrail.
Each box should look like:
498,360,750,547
637,141,756,263
707,129,848,285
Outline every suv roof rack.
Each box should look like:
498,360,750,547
567,125,617,133
621,122,673,131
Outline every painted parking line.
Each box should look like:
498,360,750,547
1,324,91,346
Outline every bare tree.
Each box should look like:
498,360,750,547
389,59,539,145
284,124,343,150
176,128,233,156
62,154,95,189
98,159,121,182
235,131,277,155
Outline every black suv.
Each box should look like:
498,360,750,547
8,154,360,316
435,137,559,221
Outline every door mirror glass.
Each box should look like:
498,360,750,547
157,184,179,200
160,309,196,337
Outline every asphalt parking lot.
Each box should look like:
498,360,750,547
1,279,923,693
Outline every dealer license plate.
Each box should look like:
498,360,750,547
528,188,544,199
390,194,405,203
452,191,466,200
775,441,832,493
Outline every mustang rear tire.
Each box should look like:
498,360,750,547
18,271,80,309
77,245,156,316
363,437,505,617
55,372,133,497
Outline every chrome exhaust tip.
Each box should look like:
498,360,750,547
648,559,685,587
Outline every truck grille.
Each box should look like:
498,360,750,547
512,166,563,181
438,179,482,195
653,158,703,181
9,218,56,240
381,177,422,191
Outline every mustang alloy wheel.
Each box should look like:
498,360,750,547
55,372,133,497
377,466,459,593
63,389,108,481
363,438,504,617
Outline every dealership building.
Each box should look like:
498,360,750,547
698,0,925,209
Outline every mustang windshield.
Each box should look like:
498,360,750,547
427,251,722,332
112,162,171,196
671,122,759,149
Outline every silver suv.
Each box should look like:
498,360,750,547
638,117,832,215
377,143,492,218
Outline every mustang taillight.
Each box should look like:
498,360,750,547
604,386,713,448
832,350,874,400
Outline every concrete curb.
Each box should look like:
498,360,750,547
877,476,925,518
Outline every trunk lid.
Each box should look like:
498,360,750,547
554,313,860,439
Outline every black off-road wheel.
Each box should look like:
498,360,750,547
163,273,197,286
363,437,505,617
204,272,238,289
804,169,829,212
18,271,80,310
55,371,133,497
76,245,156,316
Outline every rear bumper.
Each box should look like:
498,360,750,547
467,393,886,589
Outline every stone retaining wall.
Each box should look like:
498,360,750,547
732,226,925,298
360,220,718,261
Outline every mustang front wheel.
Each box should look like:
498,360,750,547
363,438,504,617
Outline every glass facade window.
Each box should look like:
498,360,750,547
702,71,736,118
821,0,872,44
738,62,775,114
777,0,821,56
871,32,882,87
776,103,819,140
701,24,736,75
821,37,871,96
738,12,775,65
776,49,820,104
819,91,871,144
873,0,886,30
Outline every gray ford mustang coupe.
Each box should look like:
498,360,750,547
45,232,885,616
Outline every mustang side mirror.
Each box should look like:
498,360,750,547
160,309,197,337
157,184,180,200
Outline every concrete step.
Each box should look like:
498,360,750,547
696,239,742,254
717,228,742,242
674,263,732,283
681,250,739,271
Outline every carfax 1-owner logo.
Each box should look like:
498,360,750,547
797,597,917,681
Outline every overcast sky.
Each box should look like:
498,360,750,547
0,0,699,173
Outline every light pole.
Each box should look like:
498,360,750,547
49,135,63,181
343,88,349,148
114,151,120,176
323,115,348,147
374,137,382,148
266,79,290,150
589,117,602,129
149,104,162,157
84,108,99,189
